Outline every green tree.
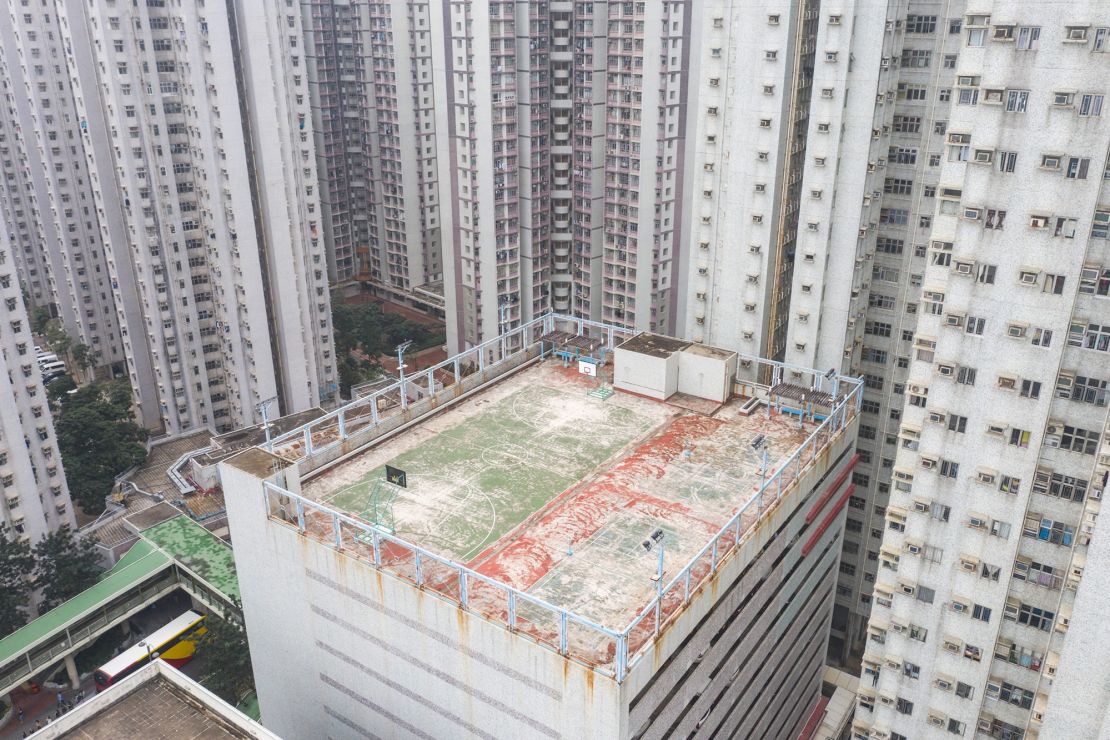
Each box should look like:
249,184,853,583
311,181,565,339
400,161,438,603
44,322,71,358
198,606,254,703
54,382,148,514
71,343,94,374
0,524,34,638
32,525,102,611
30,306,52,336
46,375,78,406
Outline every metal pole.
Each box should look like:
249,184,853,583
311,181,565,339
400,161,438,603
654,539,664,634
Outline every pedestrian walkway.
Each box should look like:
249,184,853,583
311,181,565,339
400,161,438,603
0,515,240,701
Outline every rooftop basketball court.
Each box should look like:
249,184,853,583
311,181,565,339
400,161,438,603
303,360,813,627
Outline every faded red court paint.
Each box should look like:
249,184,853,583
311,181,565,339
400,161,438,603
470,413,726,590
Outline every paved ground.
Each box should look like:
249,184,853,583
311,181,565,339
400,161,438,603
306,360,813,630
317,371,662,562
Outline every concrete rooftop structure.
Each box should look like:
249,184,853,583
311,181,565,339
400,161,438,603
305,360,813,631
32,661,275,739
222,314,864,738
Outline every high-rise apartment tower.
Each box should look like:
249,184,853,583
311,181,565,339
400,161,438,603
856,3,1110,738
53,0,338,434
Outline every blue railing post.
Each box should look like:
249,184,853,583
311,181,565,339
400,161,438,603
337,409,346,440
372,530,381,566
415,552,424,586
332,512,342,549
304,427,313,458
459,571,468,609
371,397,380,425
508,590,517,630
616,634,628,681
295,499,305,533
560,611,569,655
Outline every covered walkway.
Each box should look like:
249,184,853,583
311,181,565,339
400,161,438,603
0,515,240,698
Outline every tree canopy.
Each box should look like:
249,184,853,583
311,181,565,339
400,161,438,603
330,296,445,397
199,606,254,704
0,524,34,637
330,296,444,357
54,382,148,515
32,525,102,611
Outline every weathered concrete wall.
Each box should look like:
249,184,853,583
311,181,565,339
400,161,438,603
613,347,677,401
676,349,735,403
222,451,622,740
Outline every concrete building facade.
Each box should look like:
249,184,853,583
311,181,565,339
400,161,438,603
437,2,694,353
54,0,338,434
0,2,123,372
855,3,1110,738
0,225,75,543
302,0,444,313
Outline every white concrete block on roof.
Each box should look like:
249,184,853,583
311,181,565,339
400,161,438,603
677,344,738,403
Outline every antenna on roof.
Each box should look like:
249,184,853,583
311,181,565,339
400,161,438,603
256,396,278,452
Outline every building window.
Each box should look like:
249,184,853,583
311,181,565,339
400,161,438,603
1004,89,1029,112
1017,26,1041,49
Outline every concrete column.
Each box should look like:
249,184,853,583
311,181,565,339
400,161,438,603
64,654,79,689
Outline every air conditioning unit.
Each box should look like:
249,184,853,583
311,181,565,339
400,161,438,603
945,314,965,327
969,516,987,529
928,411,946,423
900,583,916,596
960,557,978,572
890,622,907,633
937,364,955,376
928,715,946,728
1046,422,1062,435
974,149,994,163
913,501,929,513
907,542,923,553
920,457,937,470
951,600,969,613
1030,215,1049,228
1007,324,1026,338
978,471,997,484
935,678,953,691
955,261,973,274
749,244,762,254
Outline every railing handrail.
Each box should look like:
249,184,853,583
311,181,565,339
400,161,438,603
266,311,863,455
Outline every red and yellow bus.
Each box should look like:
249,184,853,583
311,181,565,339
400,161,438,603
94,610,207,691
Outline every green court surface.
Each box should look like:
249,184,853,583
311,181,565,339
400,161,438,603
323,384,657,561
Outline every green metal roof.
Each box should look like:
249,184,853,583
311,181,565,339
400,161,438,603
0,539,171,664
138,515,240,603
